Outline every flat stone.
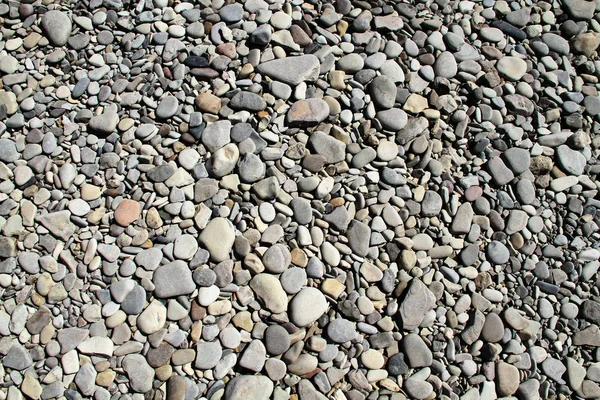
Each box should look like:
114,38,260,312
288,98,330,127
257,55,320,85
399,278,436,330
224,375,274,400
199,217,235,262
497,361,520,396
250,273,288,314
309,131,346,163
238,339,266,372
496,56,527,81
4,344,33,370
262,244,291,273
123,354,155,393
370,75,396,109
156,96,179,119
404,379,433,400
77,336,114,356
377,108,408,131
153,260,195,298
207,143,239,178
37,210,77,240
556,145,586,175
347,220,371,257
202,120,231,152
327,318,357,343
195,341,222,369
481,312,504,342
0,139,19,162
264,325,291,355
230,91,267,111
402,334,432,367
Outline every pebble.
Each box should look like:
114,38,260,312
0,0,595,398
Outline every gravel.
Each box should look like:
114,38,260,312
0,0,599,398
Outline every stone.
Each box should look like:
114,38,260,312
153,260,195,298
250,274,288,314
556,145,586,175
195,341,222,369
123,354,155,393
288,99,330,126
114,200,141,226
202,120,231,152
41,11,72,46
264,325,291,355
487,241,510,264
257,55,320,85
156,96,179,119
224,375,274,400
309,131,346,163
207,143,239,178
370,76,396,109
37,211,77,241
327,318,357,343
0,139,19,162
496,56,527,81
404,379,433,400
377,108,408,131
137,300,167,335
4,344,33,370
289,287,329,327
481,312,504,342
497,362,520,396
230,92,267,111
89,110,119,135
399,279,436,330
199,217,235,262
564,0,596,20
402,334,432,367
262,244,291,273
238,340,267,372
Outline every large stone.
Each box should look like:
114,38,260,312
287,99,330,127
137,300,166,335
257,55,320,85
399,279,436,330
250,273,288,314
556,145,586,175
497,361,520,396
37,211,77,241
224,375,274,400
41,10,72,46
207,143,239,178
289,287,328,327
4,344,33,370
195,341,222,369
123,354,155,393
153,260,195,298
496,56,527,81
347,220,371,257
308,131,346,163
370,75,396,109
199,217,235,262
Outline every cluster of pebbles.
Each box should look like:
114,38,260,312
2,0,600,399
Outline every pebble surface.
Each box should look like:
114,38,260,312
0,0,600,399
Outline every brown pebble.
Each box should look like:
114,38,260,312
114,199,141,226
195,92,221,114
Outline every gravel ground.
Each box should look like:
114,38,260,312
1,0,600,399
